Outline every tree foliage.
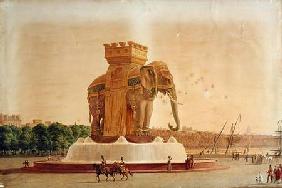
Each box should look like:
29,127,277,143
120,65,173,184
0,123,90,156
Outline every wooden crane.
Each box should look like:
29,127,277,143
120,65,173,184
210,121,227,154
225,114,242,155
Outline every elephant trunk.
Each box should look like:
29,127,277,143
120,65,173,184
168,88,180,131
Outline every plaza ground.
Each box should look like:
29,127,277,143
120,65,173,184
1,157,282,188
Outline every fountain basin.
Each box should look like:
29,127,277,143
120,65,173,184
63,136,186,163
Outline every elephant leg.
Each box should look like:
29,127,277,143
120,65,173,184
91,117,100,137
135,100,146,135
143,100,153,131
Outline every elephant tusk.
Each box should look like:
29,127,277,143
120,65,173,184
167,92,177,103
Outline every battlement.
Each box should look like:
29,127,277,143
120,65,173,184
103,41,148,65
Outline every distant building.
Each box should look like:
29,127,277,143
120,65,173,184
45,121,52,126
0,113,22,127
32,119,43,125
25,119,53,127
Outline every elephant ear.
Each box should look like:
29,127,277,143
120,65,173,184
140,66,157,90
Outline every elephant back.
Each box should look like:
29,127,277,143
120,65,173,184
88,74,106,97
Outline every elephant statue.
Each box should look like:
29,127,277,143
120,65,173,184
88,61,180,137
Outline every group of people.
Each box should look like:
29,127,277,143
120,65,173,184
100,155,126,172
22,160,30,167
251,154,264,164
244,154,268,165
266,164,282,183
99,153,196,173
232,152,240,160
167,154,194,172
185,155,194,169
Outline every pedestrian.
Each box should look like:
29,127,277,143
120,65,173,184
278,164,282,182
274,166,278,182
190,155,194,168
167,156,172,172
267,164,273,183
276,166,281,183
185,155,190,170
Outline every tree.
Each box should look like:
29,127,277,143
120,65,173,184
10,125,21,155
63,125,74,147
70,124,81,140
19,126,33,154
0,125,13,154
32,124,50,155
79,125,90,138
0,123,90,156
48,122,74,154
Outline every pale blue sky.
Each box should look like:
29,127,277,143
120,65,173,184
0,0,281,134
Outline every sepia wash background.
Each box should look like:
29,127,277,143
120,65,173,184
0,0,281,135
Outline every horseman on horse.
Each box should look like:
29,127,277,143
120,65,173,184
94,155,133,182
100,155,106,173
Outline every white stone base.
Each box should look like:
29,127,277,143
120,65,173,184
63,136,187,164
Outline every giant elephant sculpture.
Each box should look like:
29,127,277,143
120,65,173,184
88,61,180,137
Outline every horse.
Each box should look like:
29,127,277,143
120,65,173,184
94,164,116,182
112,162,133,180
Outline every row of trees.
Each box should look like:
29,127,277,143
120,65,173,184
151,129,275,149
0,123,90,156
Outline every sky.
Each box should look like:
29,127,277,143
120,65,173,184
0,0,281,134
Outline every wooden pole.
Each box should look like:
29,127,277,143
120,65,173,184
211,121,227,154
225,114,241,155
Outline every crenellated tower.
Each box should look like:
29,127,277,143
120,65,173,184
103,41,148,65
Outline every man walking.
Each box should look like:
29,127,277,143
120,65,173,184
267,164,273,183
167,156,172,172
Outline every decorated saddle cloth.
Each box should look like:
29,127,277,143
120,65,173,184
88,64,142,96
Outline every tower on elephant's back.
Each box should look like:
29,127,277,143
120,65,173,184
104,41,148,65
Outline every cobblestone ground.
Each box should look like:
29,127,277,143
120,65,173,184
1,157,282,188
